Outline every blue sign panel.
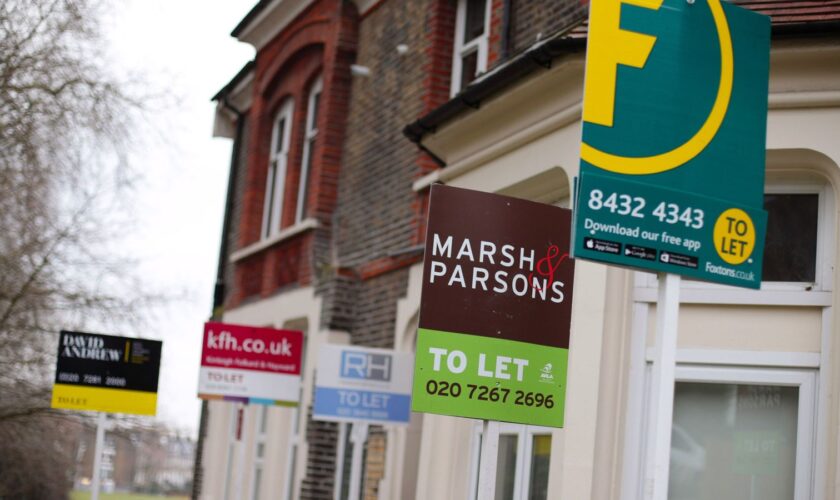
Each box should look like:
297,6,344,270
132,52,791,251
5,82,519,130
314,345,414,425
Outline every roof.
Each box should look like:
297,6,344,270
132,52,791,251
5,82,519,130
406,2,840,150
231,0,274,38
211,60,255,102
740,0,840,25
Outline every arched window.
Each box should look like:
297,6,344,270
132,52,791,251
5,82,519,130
296,76,322,223
262,99,294,239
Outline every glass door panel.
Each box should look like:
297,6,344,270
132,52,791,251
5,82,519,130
669,382,798,500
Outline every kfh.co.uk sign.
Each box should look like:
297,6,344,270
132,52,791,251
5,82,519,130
197,322,303,406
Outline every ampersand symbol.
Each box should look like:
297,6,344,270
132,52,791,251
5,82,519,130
529,245,569,292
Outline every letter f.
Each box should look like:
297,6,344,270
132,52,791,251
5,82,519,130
583,0,663,127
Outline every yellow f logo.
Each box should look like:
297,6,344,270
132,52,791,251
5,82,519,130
580,0,734,175
584,0,664,127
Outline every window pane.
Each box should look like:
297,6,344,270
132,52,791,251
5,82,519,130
252,467,262,500
464,0,487,44
256,442,264,459
669,383,798,500
259,405,268,434
494,434,518,500
762,193,818,282
528,435,551,500
309,92,321,134
275,118,286,153
263,162,278,238
460,51,479,91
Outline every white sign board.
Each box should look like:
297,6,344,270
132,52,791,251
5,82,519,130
314,345,414,425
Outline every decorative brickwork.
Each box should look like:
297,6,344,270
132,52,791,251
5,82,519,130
228,0,358,308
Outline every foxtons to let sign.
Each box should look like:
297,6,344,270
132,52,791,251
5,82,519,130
573,0,770,288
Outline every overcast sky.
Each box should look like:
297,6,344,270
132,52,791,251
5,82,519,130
105,0,255,434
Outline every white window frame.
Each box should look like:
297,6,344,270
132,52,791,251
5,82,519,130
296,76,322,224
634,181,835,306
635,363,817,500
262,99,295,239
283,406,302,500
467,423,553,500
223,404,240,500
451,0,491,96
250,405,269,500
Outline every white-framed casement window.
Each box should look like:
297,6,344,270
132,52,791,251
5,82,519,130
664,364,817,500
467,423,553,500
635,181,834,303
283,406,302,500
262,99,295,239
296,76,322,224
250,405,269,500
451,0,491,96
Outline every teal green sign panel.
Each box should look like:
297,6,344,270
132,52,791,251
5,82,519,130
573,0,771,288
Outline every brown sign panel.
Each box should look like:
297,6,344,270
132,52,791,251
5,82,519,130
420,185,575,349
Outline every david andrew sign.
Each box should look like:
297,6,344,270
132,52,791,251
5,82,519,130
52,331,162,416
412,185,575,428
314,345,413,425
573,0,771,288
198,322,303,405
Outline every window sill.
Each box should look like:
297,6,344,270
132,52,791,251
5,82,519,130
229,218,319,263
633,286,832,307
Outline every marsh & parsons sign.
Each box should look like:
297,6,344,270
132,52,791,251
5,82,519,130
198,322,303,405
52,331,162,416
412,185,575,428
573,0,771,288
314,345,413,425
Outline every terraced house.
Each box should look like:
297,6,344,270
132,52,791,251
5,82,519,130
197,0,840,499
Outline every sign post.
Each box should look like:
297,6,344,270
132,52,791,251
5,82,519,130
51,330,162,499
412,185,576,498
90,411,107,500
573,1,771,498
477,419,501,499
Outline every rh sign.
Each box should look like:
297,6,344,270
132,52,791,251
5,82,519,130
314,345,413,425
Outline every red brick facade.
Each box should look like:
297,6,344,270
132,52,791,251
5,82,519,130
230,0,357,306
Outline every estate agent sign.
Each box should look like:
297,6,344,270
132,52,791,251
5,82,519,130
412,185,575,428
52,331,162,416
573,0,771,288
198,322,303,405
314,345,413,425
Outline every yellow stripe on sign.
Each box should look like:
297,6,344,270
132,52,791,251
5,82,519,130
51,384,158,416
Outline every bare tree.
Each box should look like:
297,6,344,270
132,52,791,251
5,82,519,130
0,0,158,496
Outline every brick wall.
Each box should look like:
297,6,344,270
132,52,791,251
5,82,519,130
507,0,586,58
